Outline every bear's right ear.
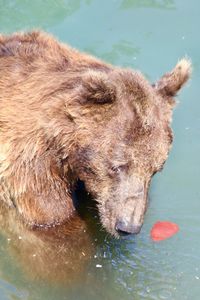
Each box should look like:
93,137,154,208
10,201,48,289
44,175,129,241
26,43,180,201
79,71,116,105
154,58,192,98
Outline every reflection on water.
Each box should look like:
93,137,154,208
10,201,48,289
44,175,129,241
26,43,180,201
0,0,93,32
120,0,175,10
0,278,28,300
85,41,140,66
0,202,94,284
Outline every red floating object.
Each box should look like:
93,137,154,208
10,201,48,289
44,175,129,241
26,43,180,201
150,221,179,242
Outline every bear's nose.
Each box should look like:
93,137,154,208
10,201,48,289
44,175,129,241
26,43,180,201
115,220,142,235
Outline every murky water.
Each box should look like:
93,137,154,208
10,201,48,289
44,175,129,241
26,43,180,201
0,0,199,299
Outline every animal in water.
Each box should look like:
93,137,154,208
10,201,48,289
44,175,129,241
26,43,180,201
0,31,191,236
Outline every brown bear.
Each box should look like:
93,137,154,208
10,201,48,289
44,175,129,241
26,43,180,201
0,31,191,237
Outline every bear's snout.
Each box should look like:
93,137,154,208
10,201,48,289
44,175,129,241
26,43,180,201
115,219,142,235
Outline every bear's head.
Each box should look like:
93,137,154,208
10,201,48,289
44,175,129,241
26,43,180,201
68,59,191,237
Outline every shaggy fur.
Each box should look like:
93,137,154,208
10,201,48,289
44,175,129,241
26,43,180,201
0,31,191,236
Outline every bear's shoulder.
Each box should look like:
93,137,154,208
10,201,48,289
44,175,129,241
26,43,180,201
0,31,68,60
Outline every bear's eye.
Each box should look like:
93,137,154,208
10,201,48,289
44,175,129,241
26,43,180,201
110,164,128,175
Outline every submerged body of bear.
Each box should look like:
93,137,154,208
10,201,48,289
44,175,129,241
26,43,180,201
0,31,191,236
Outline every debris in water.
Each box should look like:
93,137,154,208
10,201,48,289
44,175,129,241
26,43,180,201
96,264,102,268
150,221,179,241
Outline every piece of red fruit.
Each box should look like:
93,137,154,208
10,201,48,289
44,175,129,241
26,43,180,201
150,221,179,242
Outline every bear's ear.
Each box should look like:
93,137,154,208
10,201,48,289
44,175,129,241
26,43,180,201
154,58,192,98
79,71,116,105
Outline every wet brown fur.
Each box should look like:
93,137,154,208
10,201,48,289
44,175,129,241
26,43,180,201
0,202,93,283
0,31,191,236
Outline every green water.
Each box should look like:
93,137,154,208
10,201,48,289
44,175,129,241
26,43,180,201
0,0,199,299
